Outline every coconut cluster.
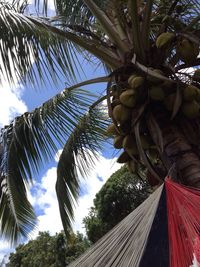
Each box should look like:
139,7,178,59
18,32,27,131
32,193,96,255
106,31,199,171
156,32,199,64
107,74,157,171
155,32,200,118
106,67,200,171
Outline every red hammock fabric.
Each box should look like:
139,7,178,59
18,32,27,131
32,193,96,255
166,178,200,267
194,236,200,264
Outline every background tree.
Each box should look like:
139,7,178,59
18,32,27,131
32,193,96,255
0,0,199,244
65,232,90,265
7,231,90,267
83,166,151,243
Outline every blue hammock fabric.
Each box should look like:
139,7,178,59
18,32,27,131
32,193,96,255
139,188,169,267
69,185,164,267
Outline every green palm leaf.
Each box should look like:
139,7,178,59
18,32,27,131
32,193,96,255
0,156,37,245
0,3,119,85
0,5,77,84
0,4,109,85
56,104,109,235
0,80,104,243
49,0,105,25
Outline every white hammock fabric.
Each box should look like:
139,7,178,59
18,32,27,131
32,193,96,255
190,255,199,267
69,185,163,267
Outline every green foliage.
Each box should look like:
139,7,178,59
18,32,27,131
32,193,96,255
83,166,151,243
0,0,199,243
56,106,109,235
65,232,90,265
7,231,90,267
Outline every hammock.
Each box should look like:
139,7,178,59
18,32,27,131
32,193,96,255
69,179,200,267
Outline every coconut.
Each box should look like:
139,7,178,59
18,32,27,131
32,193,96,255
128,75,144,89
149,86,165,101
193,69,200,82
177,39,199,63
113,104,131,124
162,80,174,89
111,99,121,108
156,32,175,48
117,151,131,163
164,93,176,111
113,135,124,149
183,85,199,101
106,123,119,136
162,80,175,94
123,135,138,156
181,101,200,119
119,90,137,108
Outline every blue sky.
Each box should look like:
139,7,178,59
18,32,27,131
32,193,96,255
0,17,121,262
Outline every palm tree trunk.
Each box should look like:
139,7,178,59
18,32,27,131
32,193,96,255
161,121,200,187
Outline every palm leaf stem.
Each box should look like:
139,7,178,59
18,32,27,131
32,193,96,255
134,122,162,183
63,76,110,91
167,0,179,15
129,0,145,62
89,95,106,110
28,17,121,69
142,0,153,51
83,0,129,53
132,56,176,83
112,5,130,46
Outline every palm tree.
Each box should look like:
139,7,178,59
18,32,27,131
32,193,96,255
0,0,199,244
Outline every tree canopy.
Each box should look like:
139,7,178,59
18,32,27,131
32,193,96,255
7,231,90,267
83,166,151,243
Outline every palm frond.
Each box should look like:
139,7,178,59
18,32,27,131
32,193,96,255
56,104,109,236
0,78,107,243
0,4,110,85
51,0,104,26
30,16,120,68
0,4,121,84
0,156,37,245
0,5,78,84
39,0,131,53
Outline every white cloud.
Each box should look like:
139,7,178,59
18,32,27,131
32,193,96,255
0,82,27,128
29,167,63,239
73,154,121,233
27,0,55,12
46,0,55,11
0,241,14,264
29,152,121,238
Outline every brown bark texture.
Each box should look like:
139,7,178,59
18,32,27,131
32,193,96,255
161,121,200,187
